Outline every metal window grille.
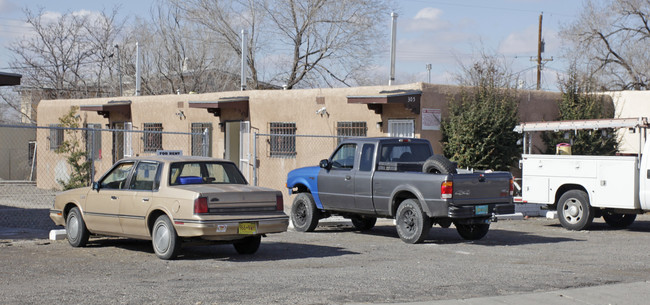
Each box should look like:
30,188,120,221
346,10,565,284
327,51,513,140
388,119,415,138
336,121,367,143
191,122,212,157
84,123,102,160
49,124,63,150
143,123,163,152
269,122,296,158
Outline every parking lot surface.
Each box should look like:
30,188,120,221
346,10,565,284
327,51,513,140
3,216,650,304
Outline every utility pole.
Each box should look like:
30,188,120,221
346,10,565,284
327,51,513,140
115,44,123,96
389,12,398,86
533,12,553,90
426,64,432,83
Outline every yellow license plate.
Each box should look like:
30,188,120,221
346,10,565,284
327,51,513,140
238,222,258,234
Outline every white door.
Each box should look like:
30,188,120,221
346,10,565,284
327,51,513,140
388,119,415,138
239,121,250,180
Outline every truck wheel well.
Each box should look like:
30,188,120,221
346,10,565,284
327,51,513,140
392,191,418,216
554,184,589,209
292,184,310,194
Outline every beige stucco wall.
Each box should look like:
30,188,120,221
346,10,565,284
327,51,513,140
36,82,563,192
605,91,650,154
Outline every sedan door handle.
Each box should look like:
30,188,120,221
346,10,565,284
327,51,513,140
142,198,150,202
110,196,118,200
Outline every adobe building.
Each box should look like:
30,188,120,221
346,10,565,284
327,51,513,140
36,82,563,194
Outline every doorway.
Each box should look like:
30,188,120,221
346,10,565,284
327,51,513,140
225,121,250,180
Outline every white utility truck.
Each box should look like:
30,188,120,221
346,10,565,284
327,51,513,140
515,117,650,230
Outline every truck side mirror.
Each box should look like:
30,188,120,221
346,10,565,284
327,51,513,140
319,159,331,170
92,182,100,192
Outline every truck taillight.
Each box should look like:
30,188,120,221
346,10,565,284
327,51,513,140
509,178,514,196
276,194,284,211
194,197,208,214
441,181,453,199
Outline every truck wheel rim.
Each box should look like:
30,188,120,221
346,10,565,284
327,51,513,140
563,199,583,223
402,210,416,233
294,202,307,225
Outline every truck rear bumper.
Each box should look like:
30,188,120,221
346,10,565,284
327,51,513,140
448,203,515,218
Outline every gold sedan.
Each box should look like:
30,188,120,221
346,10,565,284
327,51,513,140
50,156,289,260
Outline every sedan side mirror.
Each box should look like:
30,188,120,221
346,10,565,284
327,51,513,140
319,159,331,170
92,182,100,192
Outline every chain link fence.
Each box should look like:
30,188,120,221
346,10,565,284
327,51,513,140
0,124,206,231
253,133,347,204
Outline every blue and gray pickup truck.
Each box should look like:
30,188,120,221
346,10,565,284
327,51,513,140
286,137,514,243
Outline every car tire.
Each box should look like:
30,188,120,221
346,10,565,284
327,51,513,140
152,215,181,260
291,193,321,232
602,211,636,229
395,199,431,244
422,155,457,174
233,235,262,255
66,207,90,247
455,222,490,240
351,215,377,231
557,190,594,231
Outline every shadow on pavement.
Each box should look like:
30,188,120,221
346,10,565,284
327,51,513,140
0,205,59,240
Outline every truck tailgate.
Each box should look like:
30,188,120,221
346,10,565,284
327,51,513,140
451,172,512,205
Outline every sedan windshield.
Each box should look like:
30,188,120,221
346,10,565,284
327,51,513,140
169,162,247,185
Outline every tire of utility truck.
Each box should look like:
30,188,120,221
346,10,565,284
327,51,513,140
602,211,636,229
557,190,594,231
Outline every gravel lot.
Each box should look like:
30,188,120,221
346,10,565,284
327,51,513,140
3,215,650,304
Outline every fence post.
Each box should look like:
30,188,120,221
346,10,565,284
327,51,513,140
253,132,258,186
202,128,209,157
90,128,95,183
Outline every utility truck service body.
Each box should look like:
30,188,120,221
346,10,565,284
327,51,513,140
516,118,650,230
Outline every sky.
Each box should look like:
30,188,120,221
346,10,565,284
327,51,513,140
0,0,586,91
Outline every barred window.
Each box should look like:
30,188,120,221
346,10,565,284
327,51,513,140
85,123,102,160
191,123,212,157
49,124,64,151
270,122,296,158
337,121,367,144
143,123,163,152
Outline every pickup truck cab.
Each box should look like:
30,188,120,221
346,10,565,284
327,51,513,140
286,137,514,243
516,118,650,231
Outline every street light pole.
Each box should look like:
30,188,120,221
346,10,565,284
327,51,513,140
115,44,123,96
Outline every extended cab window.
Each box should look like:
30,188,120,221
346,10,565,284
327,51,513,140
379,143,432,162
331,143,356,170
359,144,375,172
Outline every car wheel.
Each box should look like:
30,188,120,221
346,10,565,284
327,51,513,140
455,222,490,240
291,193,321,232
395,199,431,244
151,215,181,260
602,211,636,229
557,190,594,230
351,215,377,231
422,155,457,174
233,235,262,255
66,207,90,247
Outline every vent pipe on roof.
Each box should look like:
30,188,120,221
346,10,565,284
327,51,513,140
241,29,247,91
389,12,398,86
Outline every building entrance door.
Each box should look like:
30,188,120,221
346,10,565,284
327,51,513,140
225,121,250,180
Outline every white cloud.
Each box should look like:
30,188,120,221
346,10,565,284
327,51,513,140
406,7,450,32
498,25,538,55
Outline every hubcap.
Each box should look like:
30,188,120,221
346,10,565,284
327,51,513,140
563,198,583,224
68,215,79,240
154,223,170,252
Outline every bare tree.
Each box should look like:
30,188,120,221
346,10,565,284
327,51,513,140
173,0,392,89
561,0,649,90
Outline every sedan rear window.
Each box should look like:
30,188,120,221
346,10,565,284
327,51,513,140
169,162,247,185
